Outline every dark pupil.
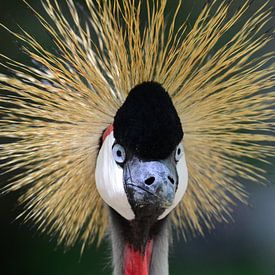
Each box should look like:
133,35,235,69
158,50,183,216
117,150,122,157
177,148,181,155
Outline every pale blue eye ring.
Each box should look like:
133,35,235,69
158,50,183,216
175,143,183,162
112,144,126,164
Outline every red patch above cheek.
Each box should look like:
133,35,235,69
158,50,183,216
123,240,153,275
102,124,114,141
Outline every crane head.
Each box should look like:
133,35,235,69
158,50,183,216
95,82,188,222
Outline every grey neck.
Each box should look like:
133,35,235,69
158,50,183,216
108,208,170,275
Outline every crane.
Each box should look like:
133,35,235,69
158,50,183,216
0,1,274,274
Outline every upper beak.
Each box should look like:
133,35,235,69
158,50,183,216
123,156,178,217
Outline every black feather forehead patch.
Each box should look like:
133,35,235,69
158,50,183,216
113,82,183,160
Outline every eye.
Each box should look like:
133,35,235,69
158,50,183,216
112,144,126,164
175,143,183,162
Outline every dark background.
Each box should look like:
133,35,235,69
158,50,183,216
0,1,274,274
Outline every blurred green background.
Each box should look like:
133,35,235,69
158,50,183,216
0,1,274,275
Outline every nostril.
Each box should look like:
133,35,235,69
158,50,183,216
145,177,155,185
168,176,175,185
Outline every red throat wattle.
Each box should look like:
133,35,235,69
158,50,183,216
123,240,153,275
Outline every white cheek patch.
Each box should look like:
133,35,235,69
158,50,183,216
95,132,135,220
158,146,188,220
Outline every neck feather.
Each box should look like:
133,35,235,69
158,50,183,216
109,208,170,275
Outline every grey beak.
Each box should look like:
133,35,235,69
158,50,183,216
123,156,178,217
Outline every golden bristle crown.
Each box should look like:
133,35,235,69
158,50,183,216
0,0,274,250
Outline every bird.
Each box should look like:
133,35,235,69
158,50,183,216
0,0,274,275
